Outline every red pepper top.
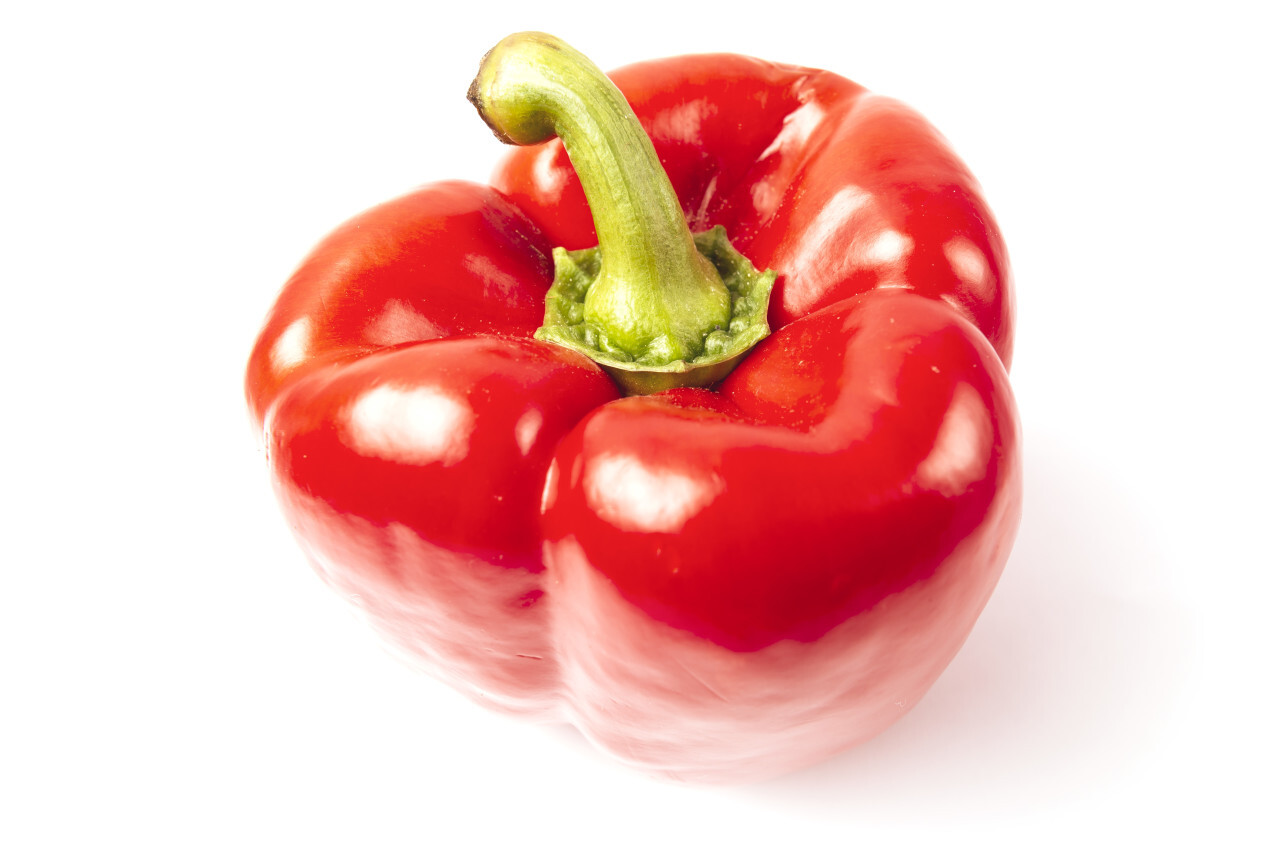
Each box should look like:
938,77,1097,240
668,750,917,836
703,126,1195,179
492,52,1014,366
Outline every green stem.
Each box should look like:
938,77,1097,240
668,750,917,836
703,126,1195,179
470,33,729,359
469,32,774,394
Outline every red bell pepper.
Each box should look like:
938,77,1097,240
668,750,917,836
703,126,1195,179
246,32,1020,783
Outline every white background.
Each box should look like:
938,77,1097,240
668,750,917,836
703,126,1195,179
4,1,1276,849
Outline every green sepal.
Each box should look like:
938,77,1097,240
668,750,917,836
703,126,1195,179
535,226,777,396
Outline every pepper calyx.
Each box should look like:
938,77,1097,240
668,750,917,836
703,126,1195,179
536,226,776,396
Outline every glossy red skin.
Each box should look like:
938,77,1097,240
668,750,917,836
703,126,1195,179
246,55,1020,782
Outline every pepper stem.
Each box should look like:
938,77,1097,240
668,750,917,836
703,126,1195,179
469,32,774,394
